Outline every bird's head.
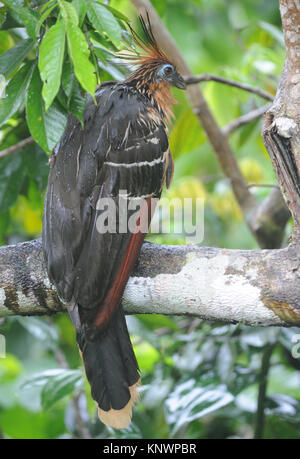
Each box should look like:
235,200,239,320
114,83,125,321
123,14,186,93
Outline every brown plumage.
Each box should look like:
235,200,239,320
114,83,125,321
42,14,185,430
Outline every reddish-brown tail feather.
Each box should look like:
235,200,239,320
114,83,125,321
94,196,155,329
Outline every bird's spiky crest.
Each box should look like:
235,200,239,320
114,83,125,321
120,13,172,68
121,13,177,122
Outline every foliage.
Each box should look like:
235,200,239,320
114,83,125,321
0,0,298,440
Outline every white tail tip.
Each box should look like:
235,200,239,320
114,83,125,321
97,379,141,429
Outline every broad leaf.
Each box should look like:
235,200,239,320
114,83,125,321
41,369,84,410
61,59,75,101
0,38,34,78
0,61,34,127
87,2,122,48
40,0,57,14
26,66,68,152
169,108,206,158
59,0,78,25
39,20,65,110
69,78,86,123
72,0,87,26
35,3,58,37
66,21,96,97
3,1,39,40
16,317,59,346
21,368,80,388
103,4,130,22
165,379,234,435
61,60,86,122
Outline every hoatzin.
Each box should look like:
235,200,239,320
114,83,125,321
42,15,186,429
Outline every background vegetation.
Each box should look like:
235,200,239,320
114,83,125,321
0,0,299,439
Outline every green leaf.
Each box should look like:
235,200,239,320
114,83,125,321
87,1,122,48
0,38,34,78
169,108,206,158
66,21,96,97
40,0,57,14
133,339,160,373
3,1,39,40
59,0,78,25
0,211,9,244
89,29,118,52
0,61,34,127
61,59,86,122
39,20,65,110
0,6,7,27
0,151,26,212
72,0,87,26
21,369,68,390
26,66,68,152
137,314,179,332
0,353,23,382
259,21,285,47
0,405,64,439
16,317,59,347
96,52,125,80
69,78,86,123
61,58,75,101
165,379,234,435
41,369,83,410
102,4,130,23
35,3,58,37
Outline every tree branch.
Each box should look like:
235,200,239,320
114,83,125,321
248,187,291,249
222,104,271,137
185,73,274,102
1,239,300,327
0,137,34,159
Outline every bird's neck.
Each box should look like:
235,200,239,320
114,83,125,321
145,81,176,123
125,70,176,122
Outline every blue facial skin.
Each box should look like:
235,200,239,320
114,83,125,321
156,64,175,83
155,64,186,89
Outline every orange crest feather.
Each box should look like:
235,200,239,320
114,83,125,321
120,13,173,68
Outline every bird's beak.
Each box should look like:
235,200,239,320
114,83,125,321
172,72,186,90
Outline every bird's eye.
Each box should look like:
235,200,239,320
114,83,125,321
164,66,173,76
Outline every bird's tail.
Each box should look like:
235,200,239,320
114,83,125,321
76,307,140,429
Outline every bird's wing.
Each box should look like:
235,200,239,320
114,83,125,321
43,83,170,330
